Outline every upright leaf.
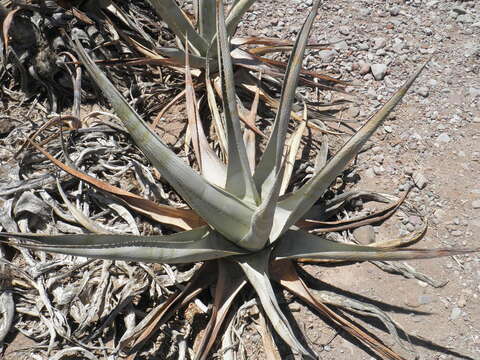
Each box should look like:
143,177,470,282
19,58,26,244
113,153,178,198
236,250,315,358
75,40,255,246
253,0,320,198
148,0,208,55
225,0,257,37
272,61,430,240
198,0,217,43
216,0,259,204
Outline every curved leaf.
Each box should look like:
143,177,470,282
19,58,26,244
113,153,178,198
216,0,259,204
273,229,478,262
236,249,315,358
273,60,430,240
253,0,320,198
147,0,208,55
74,39,256,246
1,227,246,264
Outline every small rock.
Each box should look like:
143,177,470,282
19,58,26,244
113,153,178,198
408,215,422,226
358,61,371,75
359,8,371,16
338,26,350,36
451,230,463,237
469,87,480,98
412,172,427,189
433,209,446,220
353,225,376,245
373,37,387,50
0,118,15,135
437,133,451,143
373,166,384,175
371,64,387,80
457,295,467,308
384,125,393,133
473,117,480,123
357,42,369,51
418,295,433,305
318,49,337,63
406,223,415,232
334,40,348,50
452,7,467,15
416,87,429,98
472,200,480,209
364,168,376,178
389,7,400,16
450,307,462,320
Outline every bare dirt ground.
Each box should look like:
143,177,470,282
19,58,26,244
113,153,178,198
235,0,480,359
1,0,479,359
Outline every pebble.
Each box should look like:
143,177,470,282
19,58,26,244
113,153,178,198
389,7,400,16
412,171,427,189
364,168,376,178
450,307,462,320
451,230,463,237
353,225,376,245
318,49,337,63
357,42,369,51
473,117,480,123
472,200,480,209
371,63,387,80
437,133,451,143
373,166,384,175
416,86,429,98
358,61,371,75
0,118,14,135
418,295,433,305
457,295,467,308
373,37,387,50
406,223,415,232
469,87,480,98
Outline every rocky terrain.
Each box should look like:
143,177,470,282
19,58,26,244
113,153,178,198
234,0,480,358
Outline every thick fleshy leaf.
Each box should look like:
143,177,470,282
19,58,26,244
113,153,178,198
225,0,257,37
273,229,477,261
216,0,259,204
197,0,217,43
147,0,208,55
236,249,315,358
273,61,430,240
75,39,257,246
0,227,246,264
253,0,320,198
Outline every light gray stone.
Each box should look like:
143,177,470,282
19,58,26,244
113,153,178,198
318,49,337,63
472,200,480,209
437,133,451,143
450,307,462,320
371,64,387,80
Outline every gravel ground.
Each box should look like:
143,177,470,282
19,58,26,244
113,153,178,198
236,0,480,359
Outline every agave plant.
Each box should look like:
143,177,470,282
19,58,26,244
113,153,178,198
1,1,476,359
